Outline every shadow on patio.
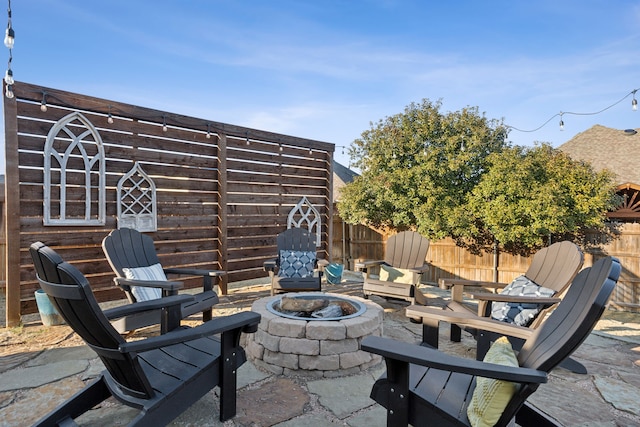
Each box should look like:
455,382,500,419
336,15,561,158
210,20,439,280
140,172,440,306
1,272,639,426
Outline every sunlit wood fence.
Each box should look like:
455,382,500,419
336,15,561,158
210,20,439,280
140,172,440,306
3,82,334,325
332,213,639,312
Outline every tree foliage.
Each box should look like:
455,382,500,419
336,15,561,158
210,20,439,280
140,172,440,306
457,144,620,254
338,99,620,255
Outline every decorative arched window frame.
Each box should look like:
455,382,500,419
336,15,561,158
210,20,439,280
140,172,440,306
43,112,106,226
117,162,157,232
287,196,321,247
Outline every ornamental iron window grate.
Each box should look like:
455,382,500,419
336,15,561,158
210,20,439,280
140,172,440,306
43,112,106,226
287,196,321,247
117,162,157,232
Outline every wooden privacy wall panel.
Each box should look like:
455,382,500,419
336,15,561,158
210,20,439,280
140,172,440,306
4,82,334,320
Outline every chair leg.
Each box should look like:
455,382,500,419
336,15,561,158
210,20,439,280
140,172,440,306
33,377,111,427
450,324,461,342
202,275,213,322
219,328,244,421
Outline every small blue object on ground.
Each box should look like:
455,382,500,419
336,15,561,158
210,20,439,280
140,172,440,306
325,263,344,284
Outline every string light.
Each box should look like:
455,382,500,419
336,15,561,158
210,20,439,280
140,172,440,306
40,92,48,112
509,87,639,134
107,105,114,124
206,122,211,139
3,0,12,49
246,134,250,145
162,114,167,132
4,0,13,99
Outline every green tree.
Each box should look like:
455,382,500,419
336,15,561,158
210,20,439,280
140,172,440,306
457,144,619,254
338,99,620,255
339,99,509,237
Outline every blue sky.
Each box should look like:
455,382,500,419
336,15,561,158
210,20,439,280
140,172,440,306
2,0,640,172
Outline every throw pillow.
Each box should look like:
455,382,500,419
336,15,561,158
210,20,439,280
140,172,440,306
491,275,555,326
278,250,316,278
122,263,166,301
467,336,520,427
379,264,415,284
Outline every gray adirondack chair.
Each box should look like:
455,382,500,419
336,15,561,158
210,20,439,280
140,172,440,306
102,228,223,333
410,241,585,372
356,230,431,304
362,256,620,427
263,227,327,296
29,242,260,426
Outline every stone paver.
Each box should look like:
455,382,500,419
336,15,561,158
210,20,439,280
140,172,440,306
0,278,639,426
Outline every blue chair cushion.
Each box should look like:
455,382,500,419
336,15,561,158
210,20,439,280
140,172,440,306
490,275,555,326
278,250,316,278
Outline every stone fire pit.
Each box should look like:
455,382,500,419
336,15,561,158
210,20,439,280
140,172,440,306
246,293,383,377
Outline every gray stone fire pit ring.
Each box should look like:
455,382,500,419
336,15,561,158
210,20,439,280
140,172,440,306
266,292,367,321
246,292,384,377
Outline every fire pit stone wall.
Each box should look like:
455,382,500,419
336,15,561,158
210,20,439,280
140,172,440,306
245,293,384,377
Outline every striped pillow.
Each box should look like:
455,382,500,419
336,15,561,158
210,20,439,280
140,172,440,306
122,263,166,301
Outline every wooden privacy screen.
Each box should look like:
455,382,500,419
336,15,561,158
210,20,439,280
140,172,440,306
3,81,334,324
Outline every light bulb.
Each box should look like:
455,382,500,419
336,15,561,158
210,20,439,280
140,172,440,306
107,114,114,124
162,123,167,132
5,83,13,98
559,119,564,131
4,26,14,49
40,93,47,112
4,68,13,85
633,98,638,111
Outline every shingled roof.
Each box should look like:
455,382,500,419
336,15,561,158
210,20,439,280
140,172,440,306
332,160,359,201
558,125,640,186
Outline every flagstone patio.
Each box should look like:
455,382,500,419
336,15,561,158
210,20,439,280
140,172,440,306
1,273,639,426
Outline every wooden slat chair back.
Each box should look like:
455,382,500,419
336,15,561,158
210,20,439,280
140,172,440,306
362,256,620,427
357,230,431,304
29,242,260,426
102,228,222,332
264,227,325,296
30,242,153,398
521,241,584,328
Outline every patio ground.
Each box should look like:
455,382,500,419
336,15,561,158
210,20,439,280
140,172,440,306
1,272,640,426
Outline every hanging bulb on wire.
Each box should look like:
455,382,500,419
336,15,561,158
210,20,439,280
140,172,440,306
559,113,564,131
162,115,167,132
206,123,211,139
40,92,47,112
4,67,12,85
4,26,13,48
633,95,638,111
5,83,13,98
107,106,114,124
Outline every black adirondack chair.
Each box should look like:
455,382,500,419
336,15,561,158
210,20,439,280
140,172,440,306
102,228,223,333
29,242,261,426
263,228,327,296
361,256,620,427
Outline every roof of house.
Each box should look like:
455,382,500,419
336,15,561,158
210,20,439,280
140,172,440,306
332,160,359,201
558,125,640,186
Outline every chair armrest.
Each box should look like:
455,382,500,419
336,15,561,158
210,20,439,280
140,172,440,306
120,311,262,353
405,305,533,341
439,278,508,291
410,263,430,274
361,335,547,383
163,267,226,277
263,260,277,272
103,294,194,320
355,260,384,271
114,277,184,291
466,291,561,306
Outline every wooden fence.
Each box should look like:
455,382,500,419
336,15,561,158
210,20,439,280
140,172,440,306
332,214,640,312
3,82,334,325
